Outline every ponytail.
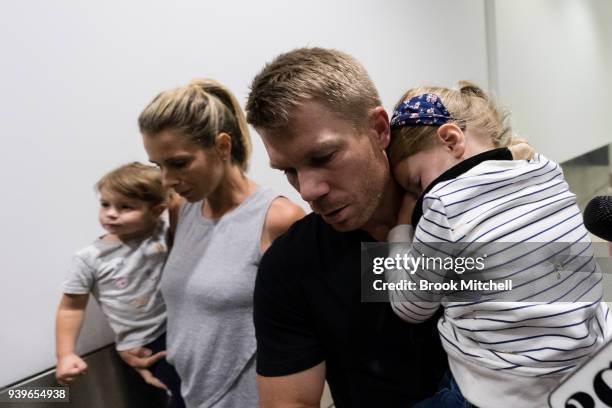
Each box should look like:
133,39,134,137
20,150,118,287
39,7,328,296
389,80,518,166
139,78,252,171
457,80,488,99
456,80,514,147
188,79,252,170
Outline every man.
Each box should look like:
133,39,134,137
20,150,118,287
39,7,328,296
245,47,448,407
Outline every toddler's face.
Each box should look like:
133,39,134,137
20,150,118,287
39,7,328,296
393,144,460,197
98,187,160,241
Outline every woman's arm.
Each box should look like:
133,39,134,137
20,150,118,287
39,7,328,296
55,294,89,385
260,197,305,252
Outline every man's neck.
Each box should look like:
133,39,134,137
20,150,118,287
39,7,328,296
361,179,403,242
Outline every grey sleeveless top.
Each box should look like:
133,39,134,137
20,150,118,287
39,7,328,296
161,188,278,408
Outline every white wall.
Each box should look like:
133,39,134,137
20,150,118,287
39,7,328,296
0,0,489,387
492,0,612,163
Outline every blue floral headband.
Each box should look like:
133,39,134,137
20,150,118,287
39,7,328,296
390,93,455,128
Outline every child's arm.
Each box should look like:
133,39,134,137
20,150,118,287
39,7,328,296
385,193,448,324
55,293,89,385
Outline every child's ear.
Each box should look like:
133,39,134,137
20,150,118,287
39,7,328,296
151,203,166,217
436,124,465,159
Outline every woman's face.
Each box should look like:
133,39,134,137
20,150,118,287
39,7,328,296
143,130,223,202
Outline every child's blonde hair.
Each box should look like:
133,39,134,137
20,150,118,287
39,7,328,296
96,162,169,206
388,81,514,167
138,78,252,171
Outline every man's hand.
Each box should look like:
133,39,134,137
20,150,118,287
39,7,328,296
56,353,88,385
397,193,418,225
508,138,535,161
118,347,168,390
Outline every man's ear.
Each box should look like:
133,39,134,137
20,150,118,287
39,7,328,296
436,124,465,159
368,106,390,150
214,132,232,161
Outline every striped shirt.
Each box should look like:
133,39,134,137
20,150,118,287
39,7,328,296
386,151,610,407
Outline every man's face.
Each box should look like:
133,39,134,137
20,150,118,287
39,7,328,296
257,101,390,231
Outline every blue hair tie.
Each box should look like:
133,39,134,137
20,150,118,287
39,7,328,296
390,93,454,128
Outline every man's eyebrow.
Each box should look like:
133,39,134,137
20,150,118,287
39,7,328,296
301,142,342,162
308,141,340,154
268,141,342,170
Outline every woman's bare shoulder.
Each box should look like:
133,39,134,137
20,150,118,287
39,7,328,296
261,197,306,250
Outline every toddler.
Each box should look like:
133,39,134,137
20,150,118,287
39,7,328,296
55,162,184,408
385,82,610,407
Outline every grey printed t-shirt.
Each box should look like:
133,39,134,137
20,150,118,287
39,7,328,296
62,221,168,350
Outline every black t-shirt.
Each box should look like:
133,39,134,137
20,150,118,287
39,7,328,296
254,213,448,407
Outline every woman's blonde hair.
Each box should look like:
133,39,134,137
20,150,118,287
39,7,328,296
96,162,169,206
388,81,514,167
138,79,252,171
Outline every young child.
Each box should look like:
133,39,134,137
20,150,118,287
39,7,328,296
55,162,184,408
385,82,611,407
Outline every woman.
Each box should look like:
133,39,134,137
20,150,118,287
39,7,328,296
122,78,304,407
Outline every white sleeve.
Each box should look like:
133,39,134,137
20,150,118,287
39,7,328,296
387,224,414,243
385,197,453,324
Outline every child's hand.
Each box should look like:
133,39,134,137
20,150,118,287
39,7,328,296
135,367,168,390
55,354,88,385
508,138,535,161
118,347,168,390
397,193,418,225
118,346,166,368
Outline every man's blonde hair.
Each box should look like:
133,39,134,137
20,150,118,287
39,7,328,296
246,47,381,130
388,81,514,167
96,162,168,206
139,79,252,171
